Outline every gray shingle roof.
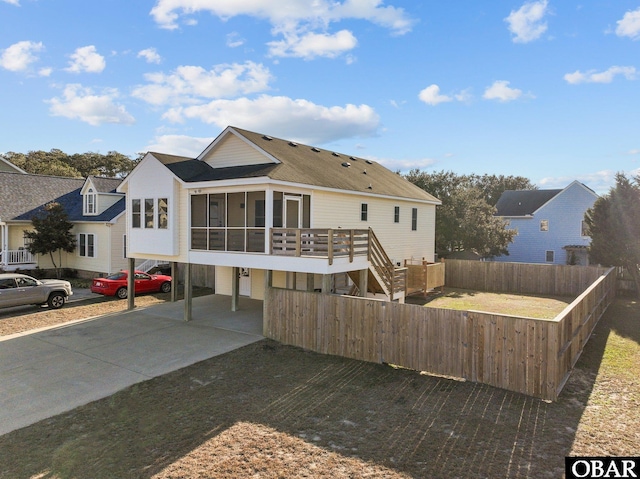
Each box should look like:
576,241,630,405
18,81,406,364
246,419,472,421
89,176,123,194
151,127,440,204
494,189,562,216
0,172,124,222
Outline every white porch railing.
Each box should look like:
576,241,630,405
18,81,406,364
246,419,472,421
0,249,35,265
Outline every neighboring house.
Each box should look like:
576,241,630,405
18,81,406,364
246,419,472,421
118,126,441,303
0,172,128,276
493,180,598,265
0,156,27,174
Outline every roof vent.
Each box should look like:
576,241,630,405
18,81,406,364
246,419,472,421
349,156,358,161
367,184,373,189
288,141,298,147
332,152,340,157
311,147,321,152
341,162,351,168
262,135,273,141
363,169,367,174
365,159,373,165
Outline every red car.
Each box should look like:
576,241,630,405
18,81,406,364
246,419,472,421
91,270,172,299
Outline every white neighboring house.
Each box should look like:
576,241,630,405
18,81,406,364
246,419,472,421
0,172,128,276
118,126,441,303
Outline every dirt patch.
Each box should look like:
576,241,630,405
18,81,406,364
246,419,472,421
407,287,573,318
0,297,637,478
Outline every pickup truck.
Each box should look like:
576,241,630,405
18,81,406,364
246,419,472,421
0,273,73,309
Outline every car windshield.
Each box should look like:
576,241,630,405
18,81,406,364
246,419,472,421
106,272,127,280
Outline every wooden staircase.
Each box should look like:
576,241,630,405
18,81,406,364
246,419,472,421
348,228,407,301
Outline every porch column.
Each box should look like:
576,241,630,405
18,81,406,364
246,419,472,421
231,266,239,312
263,269,272,336
170,261,178,302
307,273,315,292
359,269,368,297
322,274,332,294
184,262,192,322
127,257,135,310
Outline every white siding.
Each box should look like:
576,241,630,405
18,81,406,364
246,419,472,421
126,155,181,258
97,194,122,214
201,134,273,168
312,190,436,263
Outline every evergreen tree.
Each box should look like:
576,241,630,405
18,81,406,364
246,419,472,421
585,173,640,297
25,202,76,278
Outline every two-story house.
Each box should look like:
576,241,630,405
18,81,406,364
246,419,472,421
493,181,598,265
0,172,128,276
118,126,441,307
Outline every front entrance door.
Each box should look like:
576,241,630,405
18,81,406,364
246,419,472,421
284,196,302,229
239,267,251,296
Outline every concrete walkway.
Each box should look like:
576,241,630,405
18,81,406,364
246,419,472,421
0,295,264,436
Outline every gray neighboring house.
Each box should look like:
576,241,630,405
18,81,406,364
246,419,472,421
0,171,128,276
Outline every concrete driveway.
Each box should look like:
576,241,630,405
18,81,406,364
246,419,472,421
0,295,264,436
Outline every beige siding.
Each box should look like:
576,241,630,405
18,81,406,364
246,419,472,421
72,223,113,274
97,194,121,214
312,190,436,263
215,266,233,295
251,269,265,300
201,134,273,168
109,216,128,274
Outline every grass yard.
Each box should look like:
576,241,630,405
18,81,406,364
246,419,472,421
0,296,637,478
407,287,574,318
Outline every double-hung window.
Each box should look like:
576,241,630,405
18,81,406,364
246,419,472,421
132,199,141,228
361,203,368,221
411,208,418,231
79,233,95,258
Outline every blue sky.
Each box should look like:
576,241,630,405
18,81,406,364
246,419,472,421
1,0,639,194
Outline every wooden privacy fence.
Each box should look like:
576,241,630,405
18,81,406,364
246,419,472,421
405,261,445,296
444,259,610,297
264,267,616,401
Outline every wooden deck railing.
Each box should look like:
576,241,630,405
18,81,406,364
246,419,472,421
270,228,369,265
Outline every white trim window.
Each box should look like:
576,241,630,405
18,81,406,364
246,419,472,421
545,250,554,263
540,220,549,232
411,208,418,231
132,199,141,228
84,188,97,215
79,233,96,258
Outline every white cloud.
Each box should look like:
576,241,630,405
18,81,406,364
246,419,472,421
483,80,524,102
616,7,640,40
149,0,414,58
138,47,162,64
0,40,44,72
226,32,245,48
47,84,135,126
65,45,106,73
38,67,52,77
418,84,453,106
504,0,549,43
132,61,273,105
145,134,213,157
564,66,636,84
162,94,380,144
267,30,357,59
1,0,20,5
375,156,439,172
538,170,619,195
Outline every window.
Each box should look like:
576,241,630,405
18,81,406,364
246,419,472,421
411,208,418,231
145,199,154,228
79,233,95,258
84,188,96,215
132,199,141,228
158,198,168,229
545,250,554,263
540,220,549,232
581,220,589,237
394,206,400,223
361,203,368,221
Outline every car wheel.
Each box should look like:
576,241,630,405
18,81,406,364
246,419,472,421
116,287,128,299
47,292,66,309
160,281,171,293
